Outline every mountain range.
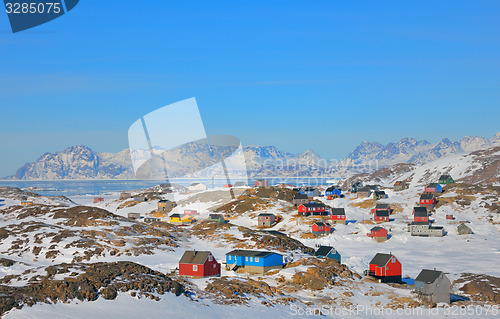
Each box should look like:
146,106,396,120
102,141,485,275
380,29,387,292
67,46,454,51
7,133,500,180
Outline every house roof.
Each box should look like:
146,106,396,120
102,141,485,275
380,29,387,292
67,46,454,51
179,250,211,265
369,253,394,266
315,245,336,257
331,208,345,215
313,222,328,227
413,207,428,217
258,213,275,217
426,183,439,188
158,199,172,203
375,191,386,195
303,187,317,192
189,183,203,186
170,213,181,218
302,203,326,208
415,269,443,284
325,186,339,192
420,194,435,200
371,226,385,232
411,221,430,225
226,249,281,258
375,210,389,217
208,214,223,219
439,174,452,180
357,187,371,192
375,203,390,210
293,194,309,200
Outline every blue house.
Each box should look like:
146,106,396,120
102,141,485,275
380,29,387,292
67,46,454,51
314,245,341,263
325,186,342,198
226,250,284,274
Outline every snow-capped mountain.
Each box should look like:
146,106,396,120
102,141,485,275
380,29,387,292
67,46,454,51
7,133,500,180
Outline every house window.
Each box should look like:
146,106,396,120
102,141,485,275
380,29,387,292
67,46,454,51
246,257,248,261
193,265,198,271
255,257,259,262
213,264,216,268
209,255,213,262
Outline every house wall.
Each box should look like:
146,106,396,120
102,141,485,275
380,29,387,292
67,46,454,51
416,275,451,304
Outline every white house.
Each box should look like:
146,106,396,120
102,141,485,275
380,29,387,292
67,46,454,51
188,183,208,192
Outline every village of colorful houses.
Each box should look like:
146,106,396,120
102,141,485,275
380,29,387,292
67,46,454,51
82,173,482,307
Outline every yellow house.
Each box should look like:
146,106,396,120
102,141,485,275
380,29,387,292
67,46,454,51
169,214,194,225
21,201,33,206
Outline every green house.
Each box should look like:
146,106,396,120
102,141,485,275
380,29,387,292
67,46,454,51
144,217,160,223
438,174,454,185
207,214,225,223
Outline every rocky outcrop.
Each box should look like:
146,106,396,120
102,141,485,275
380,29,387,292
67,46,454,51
0,261,185,316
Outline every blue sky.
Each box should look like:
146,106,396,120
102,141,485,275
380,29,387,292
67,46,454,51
0,1,499,176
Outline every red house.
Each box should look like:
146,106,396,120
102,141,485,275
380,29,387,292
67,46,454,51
446,214,454,220
179,250,221,278
425,183,443,194
312,222,332,235
413,207,428,222
330,208,346,224
374,209,390,222
419,194,436,209
93,197,104,203
367,253,402,283
367,226,388,242
223,184,233,188
298,203,327,216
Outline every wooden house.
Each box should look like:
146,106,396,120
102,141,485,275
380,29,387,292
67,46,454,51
350,181,362,193
144,217,160,223
367,253,402,283
298,203,327,216
446,214,454,220
325,186,342,199
438,174,454,185
119,192,132,200
225,250,284,274
169,213,194,225
374,209,390,222
20,200,33,206
393,181,409,191
300,187,321,197
330,208,346,224
408,221,445,237
258,213,276,227
367,226,388,242
158,199,174,212
128,212,140,220
292,194,310,206
373,191,387,200
188,183,208,192
311,222,332,236
357,187,372,198
223,184,233,188
93,197,104,203
314,245,341,263
413,207,428,222
184,209,198,216
457,223,473,235
207,214,225,223
179,250,221,278
414,269,451,304
425,183,443,194
254,179,270,188
419,194,437,209
134,195,147,202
